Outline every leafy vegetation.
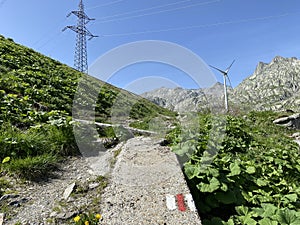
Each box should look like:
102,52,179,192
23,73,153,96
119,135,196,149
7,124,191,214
0,34,176,181
168,111,300,225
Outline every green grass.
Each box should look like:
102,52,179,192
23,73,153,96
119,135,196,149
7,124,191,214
3,154,58,180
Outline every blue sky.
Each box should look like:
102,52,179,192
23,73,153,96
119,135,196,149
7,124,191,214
0,0,299,93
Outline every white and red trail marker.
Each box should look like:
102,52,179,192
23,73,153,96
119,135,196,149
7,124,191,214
166,194,177,210
166,193,196,212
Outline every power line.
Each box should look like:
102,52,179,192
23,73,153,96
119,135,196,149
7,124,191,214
96,0,194,21
86,0,124,10
33,18,68,49
35,30,63,50
102,13,293,37
95,0,221,24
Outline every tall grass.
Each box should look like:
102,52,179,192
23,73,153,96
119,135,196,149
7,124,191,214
0,122,79,180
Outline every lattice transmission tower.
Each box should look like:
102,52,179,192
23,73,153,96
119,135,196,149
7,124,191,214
63,0,98,73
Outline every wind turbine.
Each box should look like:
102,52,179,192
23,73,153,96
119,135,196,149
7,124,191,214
209,60,235,112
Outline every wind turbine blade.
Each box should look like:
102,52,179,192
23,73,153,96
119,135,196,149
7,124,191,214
226,74,233,89
226,60,235,72
209,65,226,75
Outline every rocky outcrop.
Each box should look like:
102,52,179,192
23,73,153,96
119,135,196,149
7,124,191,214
232,56,300,111
273,113,300,129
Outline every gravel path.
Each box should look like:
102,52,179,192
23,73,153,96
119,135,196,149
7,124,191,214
4,156,103,225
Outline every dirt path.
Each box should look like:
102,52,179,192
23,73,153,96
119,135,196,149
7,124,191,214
3,137,201,224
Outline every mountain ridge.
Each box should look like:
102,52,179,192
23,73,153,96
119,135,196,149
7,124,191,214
142,56,300,112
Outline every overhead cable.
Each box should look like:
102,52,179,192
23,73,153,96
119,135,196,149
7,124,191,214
86,0,124,10
95,0,221,24
102,13,292,37
96,0,194,20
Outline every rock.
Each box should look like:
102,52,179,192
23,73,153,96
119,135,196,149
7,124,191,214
273,113,300,129
63,182,76,200
55,212,66,219
8,198,28,207
290,114,300,129
273,116,290,125
89,182,100,189
49,211,58,218
65,211,78,220
0,213,4,225
291,132,300,139
232,56,300,111
55,211,78,220
0,194,19,202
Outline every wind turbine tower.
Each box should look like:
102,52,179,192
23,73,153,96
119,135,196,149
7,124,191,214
63,0,98,73
210,60,235,112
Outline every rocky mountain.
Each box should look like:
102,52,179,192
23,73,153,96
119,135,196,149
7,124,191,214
232,56,300,111
142,82,230,113
142,56,300,112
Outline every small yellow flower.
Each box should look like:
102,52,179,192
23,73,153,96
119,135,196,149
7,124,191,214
74,215,81,222
84,221,89,225
95,214,102,220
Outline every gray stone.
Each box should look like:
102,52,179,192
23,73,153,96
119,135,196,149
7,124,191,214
89,182,100,189
0,213,4,225
49,211,58,218
0,194,19,202
55,211,78,220
63,182,76,200
65,211,78,220
273,116,290,125
291,132,300,139
8,198,28,207
273,113,300,129
55,212,66,219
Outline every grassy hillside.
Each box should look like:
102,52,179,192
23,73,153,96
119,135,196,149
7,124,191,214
0,35,176,180
168,111,300,225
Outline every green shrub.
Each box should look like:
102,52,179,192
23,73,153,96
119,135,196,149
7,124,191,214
169,111,300,224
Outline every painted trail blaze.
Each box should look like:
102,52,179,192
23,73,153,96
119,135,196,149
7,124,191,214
176,194,186,212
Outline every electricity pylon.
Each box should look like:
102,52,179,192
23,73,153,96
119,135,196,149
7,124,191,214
63,0,98,73
210,60,235,112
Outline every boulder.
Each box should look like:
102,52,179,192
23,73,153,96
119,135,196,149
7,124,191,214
273,113,300,129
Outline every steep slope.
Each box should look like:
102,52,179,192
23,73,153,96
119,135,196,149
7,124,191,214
142,82,229,113
0,35,176,178
232,56,300,111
